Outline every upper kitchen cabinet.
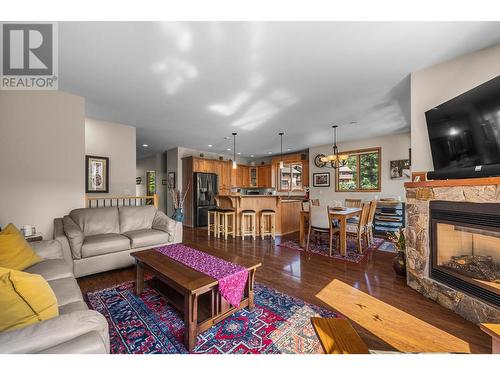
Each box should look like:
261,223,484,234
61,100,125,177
257,165,272,188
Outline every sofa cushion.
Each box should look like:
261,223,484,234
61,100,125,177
63,215,85,259
123,229,170,248
0,223,42,270
81,233,130,258
24,259,73,281
47,277,83,307
69,207,120,237
118,206,157,233
0,267,59,332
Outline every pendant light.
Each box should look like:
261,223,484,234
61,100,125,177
320,125,348,169
279,132,284,169
232,132,237,169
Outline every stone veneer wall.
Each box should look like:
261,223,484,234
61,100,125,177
405,184,500,324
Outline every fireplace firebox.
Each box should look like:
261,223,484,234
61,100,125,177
430,201,500,307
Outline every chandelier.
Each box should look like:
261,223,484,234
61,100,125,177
320,125,348,169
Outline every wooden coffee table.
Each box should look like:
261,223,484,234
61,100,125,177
131,248,261,352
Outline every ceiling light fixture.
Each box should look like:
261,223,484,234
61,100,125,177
208,144,213,148
268,151,272,155
142,144,149,147
232,132,237,169
320,125,348,169
279,132,284,169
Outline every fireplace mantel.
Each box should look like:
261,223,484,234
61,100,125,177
404,178,500,324
405,176,500,189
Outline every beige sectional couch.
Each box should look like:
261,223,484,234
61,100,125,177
55,205,182,277
0,240,109,353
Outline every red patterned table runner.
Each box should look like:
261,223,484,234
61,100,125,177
155,244,248,308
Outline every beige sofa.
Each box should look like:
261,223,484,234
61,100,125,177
54,206,182,277
0,240,109,353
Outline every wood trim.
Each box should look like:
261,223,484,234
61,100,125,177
335,147,382,193
404,176,500,188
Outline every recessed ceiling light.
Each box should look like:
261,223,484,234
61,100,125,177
142,144,149,147
237,152,241,155
268,151,273,154
208,144,213,147
250,155,254,157
287,148,292,151
227,148,231,151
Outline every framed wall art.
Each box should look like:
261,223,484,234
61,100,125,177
85,155,109,193
313,172,330,187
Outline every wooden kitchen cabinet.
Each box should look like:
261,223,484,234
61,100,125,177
257,165,272,188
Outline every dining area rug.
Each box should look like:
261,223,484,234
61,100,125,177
86,281,338,354
279,237,386,263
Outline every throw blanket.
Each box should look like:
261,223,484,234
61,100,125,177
155,244,249,308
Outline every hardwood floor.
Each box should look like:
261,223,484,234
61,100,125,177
77,226,491,353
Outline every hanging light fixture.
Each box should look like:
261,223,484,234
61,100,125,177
232,132,237,169
320,125,348,169
279,132,284,169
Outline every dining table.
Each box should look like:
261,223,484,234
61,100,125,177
299,207,362,256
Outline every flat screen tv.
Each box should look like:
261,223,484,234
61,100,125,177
425,75,500,173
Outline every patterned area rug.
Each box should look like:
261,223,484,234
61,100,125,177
279,237,386,263
87,281,338,354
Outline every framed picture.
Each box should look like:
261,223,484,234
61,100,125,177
313,172,330,187
85,155,109,193
167,171,176,189
390,159,411,180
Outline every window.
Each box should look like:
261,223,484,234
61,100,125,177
336,147,381,192
279,163,303,191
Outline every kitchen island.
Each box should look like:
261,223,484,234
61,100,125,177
216,195,303,237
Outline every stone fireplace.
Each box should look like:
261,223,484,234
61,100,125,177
405,178,500,324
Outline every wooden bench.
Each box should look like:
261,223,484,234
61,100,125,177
311,317,370,354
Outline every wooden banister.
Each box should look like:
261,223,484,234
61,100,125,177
85,193,158,208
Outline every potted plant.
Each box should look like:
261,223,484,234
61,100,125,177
169,183,190,222
387,228,406,277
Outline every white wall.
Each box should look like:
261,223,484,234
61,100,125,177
411,43,500,172
0,91,85,237
85,118,136,196
136,153,167,213
309,132,411,204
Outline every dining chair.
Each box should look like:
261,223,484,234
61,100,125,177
346,203,370,253
306,205,340,256
366,200,378,245
310,199,320,206
345,198,362,208
301,200,309,211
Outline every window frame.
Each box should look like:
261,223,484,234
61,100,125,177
278,162,304,192
335,147,381,192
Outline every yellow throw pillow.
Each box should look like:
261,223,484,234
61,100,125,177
0,267,58,331
0,223,41,270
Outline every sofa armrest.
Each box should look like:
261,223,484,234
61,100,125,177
53,218,75,267
0,310,109,354
173,221,183,243
152,211,182,242
30,240,63,260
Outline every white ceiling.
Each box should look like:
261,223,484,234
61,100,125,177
58,22,500,158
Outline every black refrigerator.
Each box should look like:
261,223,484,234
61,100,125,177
193,172,218,227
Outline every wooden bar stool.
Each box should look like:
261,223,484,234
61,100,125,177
260,209,276,240
240,209,257,240
218,209,236,240
207,209,219,238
